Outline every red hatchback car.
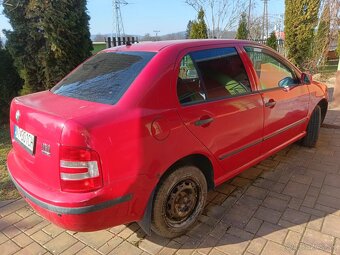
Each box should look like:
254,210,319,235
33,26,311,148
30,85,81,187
7,40,328,238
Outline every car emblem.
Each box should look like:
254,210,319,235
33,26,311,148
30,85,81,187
41,143,51,156
15,110,21,122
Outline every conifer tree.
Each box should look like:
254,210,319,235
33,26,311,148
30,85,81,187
0,40,23,117
236,13,248,39
186,20,194,39
266,31,278,50
42,0,93,87
4,1,45,93
4,0,93,93
189,8,208,39
313,2,330,65
285,0,320,68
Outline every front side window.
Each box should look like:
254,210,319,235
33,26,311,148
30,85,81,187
191,47,251,100
52,51,155,105
244,47,299,90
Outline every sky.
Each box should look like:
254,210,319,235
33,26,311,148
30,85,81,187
0,0,285,39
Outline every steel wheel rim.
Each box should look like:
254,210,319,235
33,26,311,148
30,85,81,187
165,179,200,227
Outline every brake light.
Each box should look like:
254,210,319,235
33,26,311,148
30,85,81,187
59,146,103,192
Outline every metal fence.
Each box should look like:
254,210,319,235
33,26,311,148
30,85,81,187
105,36,139,48
104,37,287,58
252,39,286,56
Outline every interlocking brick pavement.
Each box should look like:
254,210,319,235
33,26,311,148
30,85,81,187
2,109,340,254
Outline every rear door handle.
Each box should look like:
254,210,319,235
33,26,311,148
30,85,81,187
194,117,214,126
265,99,276,108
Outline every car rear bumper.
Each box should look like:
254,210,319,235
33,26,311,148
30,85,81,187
6,150,137,231
9,171,132,215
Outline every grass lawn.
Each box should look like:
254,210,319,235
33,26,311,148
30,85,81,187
0,124,19,200
92,43,107,54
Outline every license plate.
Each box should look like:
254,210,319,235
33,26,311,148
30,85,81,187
14,125,36,155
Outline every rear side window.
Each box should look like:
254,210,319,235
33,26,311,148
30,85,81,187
191,48,251,100
177,55,206,105
52,51,155,105
176,47,252,105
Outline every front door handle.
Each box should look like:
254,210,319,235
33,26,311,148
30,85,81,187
265,99,276,108
194,117,214,126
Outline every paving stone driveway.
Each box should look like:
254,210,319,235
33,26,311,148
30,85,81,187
2,109,340,255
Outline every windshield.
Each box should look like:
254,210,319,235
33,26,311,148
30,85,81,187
51,51,155,105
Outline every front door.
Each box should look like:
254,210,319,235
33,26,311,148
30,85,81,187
176,46,264,182
244,47,310,153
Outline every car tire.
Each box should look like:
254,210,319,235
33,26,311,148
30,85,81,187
302,105,321,147
151,166,207,238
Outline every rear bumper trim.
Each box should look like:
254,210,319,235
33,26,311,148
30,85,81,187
7,165,132,215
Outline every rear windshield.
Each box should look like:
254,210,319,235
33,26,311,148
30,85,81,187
51,51,155,105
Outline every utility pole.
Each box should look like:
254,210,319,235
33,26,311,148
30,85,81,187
247,0,252,36
269,14,284,39
112,0,128,40
261,0,269,39
153,30,160,41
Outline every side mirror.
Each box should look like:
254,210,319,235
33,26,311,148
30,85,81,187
278,77,295,88
301,73,312,85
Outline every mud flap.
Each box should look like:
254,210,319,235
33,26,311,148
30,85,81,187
138,188,155,236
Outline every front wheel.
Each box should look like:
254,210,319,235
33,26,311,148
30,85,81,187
302,105,321,147
151,166,207,238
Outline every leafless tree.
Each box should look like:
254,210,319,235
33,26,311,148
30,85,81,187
248,16,263,40
185,0,248,38
329,0,340,44
0,0,20,13
140,33,154,42
161,32,186,40
0,0,19,41
93,34,107,42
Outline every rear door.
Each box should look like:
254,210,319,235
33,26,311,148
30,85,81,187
176,46,264,181
243,46,310,153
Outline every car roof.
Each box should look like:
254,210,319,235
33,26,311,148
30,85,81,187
103,39,260,53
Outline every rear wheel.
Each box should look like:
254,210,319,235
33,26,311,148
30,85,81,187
151,166,207,238
302,105,321,147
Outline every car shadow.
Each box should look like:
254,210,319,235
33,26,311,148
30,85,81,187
126,109,340,254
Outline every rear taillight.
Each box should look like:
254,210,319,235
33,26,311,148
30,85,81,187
59,146,103,192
